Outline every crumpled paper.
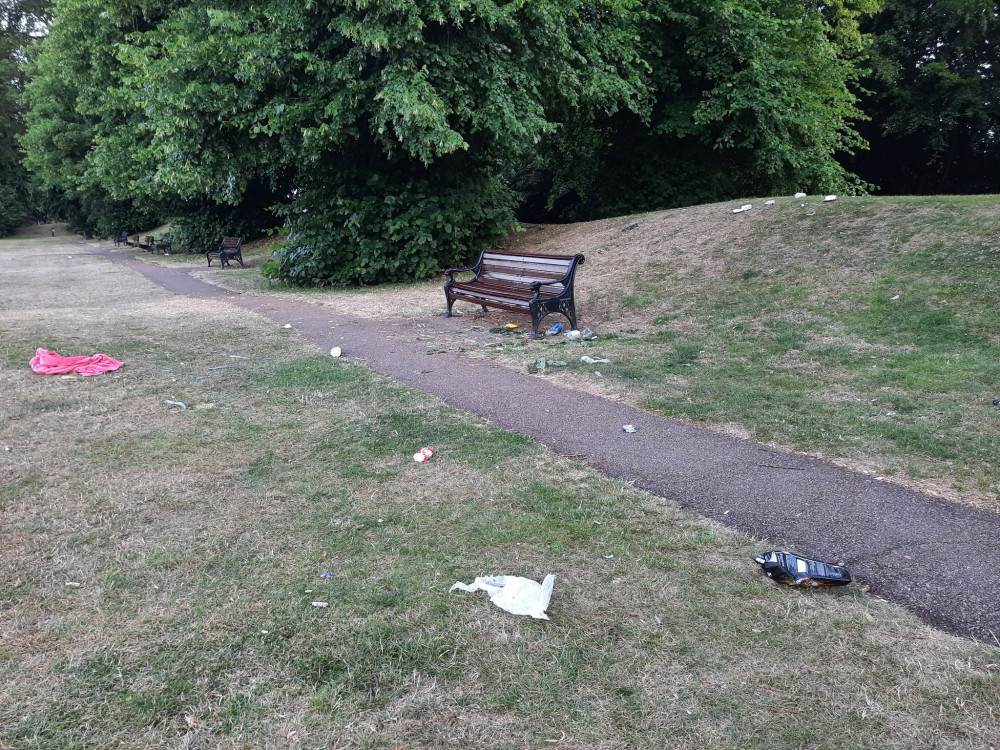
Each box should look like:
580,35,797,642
450,574,555,620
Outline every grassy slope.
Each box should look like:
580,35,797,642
1,232,999,748
457,195,1000,512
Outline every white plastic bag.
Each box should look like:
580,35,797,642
450,574,555,620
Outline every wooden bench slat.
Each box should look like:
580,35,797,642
450,279,564,300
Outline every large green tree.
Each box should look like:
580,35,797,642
103,0,644,283
522,0,880,220
23,0,882,281
0,0,50,235
847,0,1000,194
20,0,163,238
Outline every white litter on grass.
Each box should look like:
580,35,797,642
891,295,900,301
732,204,753,214
450,574,555,620
330,347,342,358
794,192,807,198
283,324,292,329
163,400,187,409
823,195,837,202
764,200,776,206
581,356,610,364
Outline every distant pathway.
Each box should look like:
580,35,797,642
90,245,1000,645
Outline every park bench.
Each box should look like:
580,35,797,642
206,236,245,268
128,233,140,247
154,234,173,254
113,232,128,247
141,235,155,251
444,248,585,338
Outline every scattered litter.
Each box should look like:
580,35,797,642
527,359,567,374
621,222,639,233
163,400,187,409
190,375,216,381
229,355,250,359
732,204,753,214
580,328,595,340
65,581,82,588
764,199,776,206
622,424,637,434
30,348,124,377
890,295,900,300
564,330,582,340
413,447,435,463
602,554,614,560
580,356,610,364
283,324,292,329
754,551,852,587
545,323,563,336
594,371,602,377
321,573,335,579
311,601,329,608
330,347,342,358
206,365,233,370
886,411,897,416
505,323,518,329
823,195,838,202
450,574,555,620
794,192,807,198
993,400,1000,406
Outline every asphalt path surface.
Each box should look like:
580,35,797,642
89,245,1000,645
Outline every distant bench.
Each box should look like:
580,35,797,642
444,249,585,338
206,236,245,268
114,232,171,253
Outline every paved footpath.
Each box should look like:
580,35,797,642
91,246,1000,645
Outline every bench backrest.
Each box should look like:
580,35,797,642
477,250,583,294
219,236,242,251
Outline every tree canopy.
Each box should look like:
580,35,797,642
21,0,887,281
0,0,50,235
848,0,1000,194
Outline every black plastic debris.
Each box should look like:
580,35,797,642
754,550,852,587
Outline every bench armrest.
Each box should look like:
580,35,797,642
530,256,583,293
444,264,478,282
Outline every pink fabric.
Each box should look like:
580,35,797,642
30,348,124,377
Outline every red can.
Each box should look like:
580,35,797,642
413,447,435,463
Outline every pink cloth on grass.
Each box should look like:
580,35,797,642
30,348,124,377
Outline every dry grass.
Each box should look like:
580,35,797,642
2,233,999,749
